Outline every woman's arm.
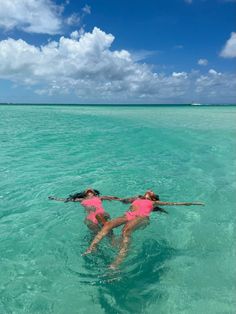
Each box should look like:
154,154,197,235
154,201,205,206
100,196,138,203
119,197,138,204
100,196,121,201
48,196,83,203
153,206,168,214
48,196,67,202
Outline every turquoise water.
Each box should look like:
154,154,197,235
0,105,235,314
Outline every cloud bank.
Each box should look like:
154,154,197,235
0,27,235,103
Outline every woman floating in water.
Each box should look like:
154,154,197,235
83,190,204,269
48,188,121,239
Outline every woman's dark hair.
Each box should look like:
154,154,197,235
152,193,168,214
153,205,168,214
65,189,100,202
140,191,167,213
152,193,160,201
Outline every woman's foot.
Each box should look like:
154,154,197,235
81,247,95,256
108,263,118,270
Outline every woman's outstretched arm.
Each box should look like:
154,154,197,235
100,196,121,201
48,196,83,202
119,196,138,204
154,201,205,206
48,196,67,202
100,196,138,203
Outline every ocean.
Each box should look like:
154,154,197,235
0,105,235,313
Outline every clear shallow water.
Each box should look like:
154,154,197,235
0,105,235,313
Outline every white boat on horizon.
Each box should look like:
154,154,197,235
191,102,203,106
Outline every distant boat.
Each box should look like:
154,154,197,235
191,102,203,106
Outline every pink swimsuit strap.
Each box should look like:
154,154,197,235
126,198,154,221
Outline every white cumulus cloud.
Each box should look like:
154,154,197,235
195,71,235,100
82,4,91,15
65,13,81,26
0,27,235,103
65,4,91,27
172,72,188,79
198,58,208,66
0,0,63,34
208,69,221,75
220,32,236,58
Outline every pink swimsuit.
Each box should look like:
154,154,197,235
126,198,154,221
81,196,105,224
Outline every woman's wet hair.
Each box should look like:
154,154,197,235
151,193,160,201
153,205,168,214
142,192,160,201
149,193,168,214
140,191,167,214
66,189,100,202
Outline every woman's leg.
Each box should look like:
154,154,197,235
96,213,110,226
109,217,149,269
96,213,116,246
83,216,127,255
84,219,100,234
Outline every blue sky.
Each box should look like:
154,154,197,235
0,0,235,104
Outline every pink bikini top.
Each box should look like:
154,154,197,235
81,196,104,213
130,198,154,217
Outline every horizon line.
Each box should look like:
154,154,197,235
0,103,236,106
